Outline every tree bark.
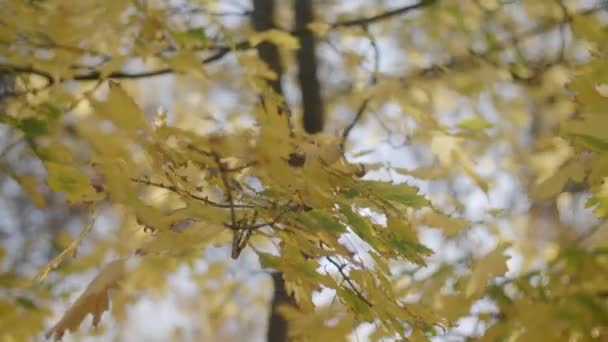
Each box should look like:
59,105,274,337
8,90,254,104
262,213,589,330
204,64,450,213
0,72,15,103
295,0,324,134
267,272,293,342
252,0,284,96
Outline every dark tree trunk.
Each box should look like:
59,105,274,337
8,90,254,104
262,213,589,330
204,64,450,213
295,0,324,134
252,0,284,96
251,1,297,341
267,272,294,342
0,72,15,103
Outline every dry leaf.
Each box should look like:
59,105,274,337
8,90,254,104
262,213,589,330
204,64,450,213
46,259,126,341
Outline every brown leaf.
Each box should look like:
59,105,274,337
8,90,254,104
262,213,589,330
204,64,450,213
46,259,126,341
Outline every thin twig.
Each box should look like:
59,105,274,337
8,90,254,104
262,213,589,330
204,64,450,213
131,177,254,209
330,0,437,28
325,255,373,307
340,98,370,153
212,152,236,223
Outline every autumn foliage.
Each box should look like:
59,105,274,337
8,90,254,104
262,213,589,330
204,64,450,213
0,0,607,341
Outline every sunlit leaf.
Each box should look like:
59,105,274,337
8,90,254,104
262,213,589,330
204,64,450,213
91,81,149,135
249,29,299,50
456,117,492,131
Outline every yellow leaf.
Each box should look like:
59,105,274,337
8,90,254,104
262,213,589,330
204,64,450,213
300,134,342,164
279,305,354,341
91,81,149,134
307,21,330,37
168,51,206,79
563,113,608,152
456,117,492,131
45,162,100,204
431,132,489,192
249,29,299,50
432,294,473,322
595,83,608,98
568,59,608,114
465,245,510,298
571,14,607,52
393,166,448,179
431,133,459,165
136,222,225,257
17,175,46,207
532,161,585,199
46,259,126,341
530,137,574,184
409,329,430,342
240,54,278,80
419,210,469,237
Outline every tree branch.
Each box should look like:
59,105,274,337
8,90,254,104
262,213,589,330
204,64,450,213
325,255,373,307
5,2,604,88
72,43,250,81
1,2,438,84
331,0,438,28
398,4,607,85
340,98,369,153
130,177,254,209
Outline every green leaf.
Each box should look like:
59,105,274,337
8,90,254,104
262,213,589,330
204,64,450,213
15,296,37,310
18,118,48,136
565,133,608,152
41,102,62,120
172,27,208,47
358,181,429,208
297,210,345,235
338,286,372,316
384,217,432,265
35,142,74,164
258,252,281,269
339,204,378,245
456,117,492,131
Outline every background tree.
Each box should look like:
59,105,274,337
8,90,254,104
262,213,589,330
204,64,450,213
0,0,607,341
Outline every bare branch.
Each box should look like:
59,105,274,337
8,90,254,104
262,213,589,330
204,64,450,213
4,2,604,87
340,98,370,153
325,255,373,307
130,177,254,209
331,0,437,28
